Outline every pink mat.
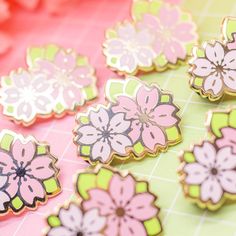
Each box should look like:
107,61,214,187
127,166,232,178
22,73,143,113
0,0,131,235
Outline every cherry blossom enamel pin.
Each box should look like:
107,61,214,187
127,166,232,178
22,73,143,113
0,44,97,126
0,129,60,215
189,17,236,101
103,0,197,75
179,107,236,210
74,77,182,165
75,166,162,236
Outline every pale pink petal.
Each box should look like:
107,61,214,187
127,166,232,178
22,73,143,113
184,163,208,185
71,67,93,87
118,23,136,40
223,50,236,70
138,14,160,31
215,146,236,170
152,104,178,127
20,177,45,205
36,60,56,75
222,70,236,90
109,113,130,133
220,170,236,194
32,76,50,92
136,86,159,113
192,58,213,77
153,37,164,55
216,127,236,153
12,71,31,88
128,120,142,143
4,88,20,103
120,53,136,73
48,227,74,236
136,30,153,45
136,47,154,67
83,189,114,215
120,216,147,236
201,177,223,204
17,102,33,120
106,39,125,55
109,174,135,207
205,42,225,65
59,204,82,230
0,151,14,174
159,6,179,27
34,96,52,112
0,31,11,54
63,86,83,108
110,134,132,154
0,191,10,211
126,193,157,220
90,108,109,130
142,124,166,150
83,209,106,233
12,140,35,166
91,140,111,163
5,175,18,198
111,96,138,119
0,175,7,189
203,73,223,95
193,142,216,168
54,50,76,71
173,23,196,41
78,125,99,145
104,215,119,236
28,156,54,180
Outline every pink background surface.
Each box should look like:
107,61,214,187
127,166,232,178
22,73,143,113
0,0,131,235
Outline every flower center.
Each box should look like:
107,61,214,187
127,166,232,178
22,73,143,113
20,87,36,102
215,65,224,73
211,168,218,175
116,207,125,217
77,232,83,236
138,113,150,124
16,167,26,177
102,130,111,139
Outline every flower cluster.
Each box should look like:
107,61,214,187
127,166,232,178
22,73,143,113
0,44,97,125
46,166,162,236
0,130,60,215
74,77,181,164
103,0,197,74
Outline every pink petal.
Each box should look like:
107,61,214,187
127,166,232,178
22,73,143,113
118,23,136,40
128,120,142,143
203,73,223,95
0,151,14,174
136,47,154,67
193,142,216,167
90,108,109,130
112,96,138,119
216,127,236,153
78,125,99,145
36,60,56,75
139,14,160,31
12,140,36,167
5,175,18,198
184,163,208,185
71,68,93,87
173,23,196,42
222,70,236,90
152,104,178,127
104,215,119,236
0,31,11,55
120,216,147,236
110,134,132,154
126,193,157,220
136,86,159,113
216,146,236,169
220,170,236,194
205,42,225,65
192,58,213,77
54,50,76,71
201,177,223,204
159,6,179,27
109,113,131,133
19,177,45,205
136,30,153,46
142,124,166,150
153,37,164,55
106,39,125,55
28,156,55,180
83,189,114,215
63,86,83,108
120,53,136,73
32,76,50,93
109,174,135,207
91,140,111,163
223,50,236,70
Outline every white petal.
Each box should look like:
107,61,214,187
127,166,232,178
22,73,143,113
110,134,132,155
222,70,236,90
109,113,130,133
91,140,111,163
192,58,213,77
90,108,109,130
78,125,99,145
220,170,236,194
83,209,106,233
201,177,223,204
205,42,225,65
216,146,236,170
223,50,236,69
203,73,223,95
59,204,83,231
0,191,10,211
193,142,216,168
184,163,208,185
48,227,74,236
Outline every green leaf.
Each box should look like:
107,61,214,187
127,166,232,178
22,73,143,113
229,109,236,128
188,185,200,198
0,133,14,151
183,152,195,163
47,215,61,227
97,168,113,190
222,17,236,42
77,173,96,199
144,217,162,235
131,0,149,21
105,80,124,102
43,178,60,194
26,47,45,67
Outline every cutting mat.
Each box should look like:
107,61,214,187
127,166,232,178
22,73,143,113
1,0,236,235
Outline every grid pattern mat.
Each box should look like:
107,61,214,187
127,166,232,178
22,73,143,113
1,0,236,235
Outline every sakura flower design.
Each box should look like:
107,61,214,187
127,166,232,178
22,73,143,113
103,22,156,74
47,203,106,236
0,70,53,125
0,176,10,212
182,142,236,206
112,85,179,152
34,49,95,112
83,174,158,236
75,107,132,164
216,127,236,153
190,41,236,99
137,5,197,66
